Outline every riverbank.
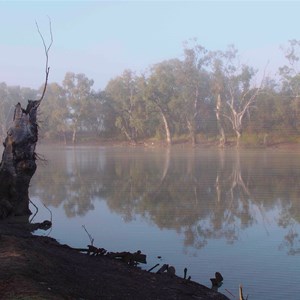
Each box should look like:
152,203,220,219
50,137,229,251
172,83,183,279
0,220,229,300
39,133,300,151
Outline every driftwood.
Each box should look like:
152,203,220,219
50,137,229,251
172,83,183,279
156,263,169,274
184,267,187,279
107,250,147,265
74,245,147,266
28,220,52,231
147,263,160,272
210,272,224,292
156,263,176,277
210,272,223,286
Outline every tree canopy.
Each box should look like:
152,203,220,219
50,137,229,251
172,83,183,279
1,40,300,146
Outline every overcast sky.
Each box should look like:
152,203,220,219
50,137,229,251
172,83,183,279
0,1,299,90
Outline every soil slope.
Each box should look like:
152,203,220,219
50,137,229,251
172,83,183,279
0,220,229,300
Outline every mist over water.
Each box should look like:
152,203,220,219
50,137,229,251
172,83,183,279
30,146,300,300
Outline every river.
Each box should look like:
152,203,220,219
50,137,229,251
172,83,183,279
29,145,300,299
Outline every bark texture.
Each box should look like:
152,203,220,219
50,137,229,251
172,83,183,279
0,100,40,219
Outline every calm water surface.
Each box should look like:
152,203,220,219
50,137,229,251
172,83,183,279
30,146,300,299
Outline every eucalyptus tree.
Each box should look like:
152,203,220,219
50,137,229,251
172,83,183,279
62,72,94,144
40,82,69,143
105,70,147,143
245,78,280,141
209,52,229,147
216,45,264,147
279,40,300,132
85,90,117,137
178,41,212,145
145,59,181,145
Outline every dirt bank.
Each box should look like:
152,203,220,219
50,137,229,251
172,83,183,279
0,220,229,300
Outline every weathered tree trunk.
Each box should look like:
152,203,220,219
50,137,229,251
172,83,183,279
72,127,77,144
235,130,241,148
0,100,40,219
122,125,137,145
216,94,226,148
187,119,197,147
157,106,172,145
62,130,67,145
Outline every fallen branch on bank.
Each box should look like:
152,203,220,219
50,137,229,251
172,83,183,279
72,244,147,266
107,250,146,265
29,220,52,231
210,271,224,289
68,227,230,296
147,263,160,272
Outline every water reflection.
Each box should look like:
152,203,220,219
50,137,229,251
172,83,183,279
30,146,300,255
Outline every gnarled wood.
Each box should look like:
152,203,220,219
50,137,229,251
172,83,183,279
0,101,40,219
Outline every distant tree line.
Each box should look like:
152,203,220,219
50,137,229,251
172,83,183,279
1,40,300,147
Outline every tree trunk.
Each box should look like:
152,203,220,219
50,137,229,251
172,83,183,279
158,106,172,145
122,127,136,145
72,127,77,144
119,115,137,145
0,123,7,144
236,130,241,148
187,119,196,147
0,101,40,219
216,94,226,147
218,126,226,148
63,131,67,145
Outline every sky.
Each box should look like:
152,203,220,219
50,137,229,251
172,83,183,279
0,1,300,91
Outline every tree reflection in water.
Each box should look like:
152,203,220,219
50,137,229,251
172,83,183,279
30,146,300,255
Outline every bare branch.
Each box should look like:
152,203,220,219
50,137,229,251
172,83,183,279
43,203,53,224
34,17,53,105
29,199,39,223
82,225,94,246
221,112,235,127
239,285,248,300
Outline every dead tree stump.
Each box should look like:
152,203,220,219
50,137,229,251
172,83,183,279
0,100,41,219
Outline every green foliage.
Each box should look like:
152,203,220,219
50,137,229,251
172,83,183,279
2,40,300,145
105,70,147,142
239,133,265,147
144,59,183,144
40,82,68,140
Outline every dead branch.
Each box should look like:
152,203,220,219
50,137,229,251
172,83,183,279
72,245,107,256
167,265,176,277
239,285,244,300
210,272,224,289
148,263,160,272
71,246,147,266
225,288,235,298
184,267,187,279
239,285,248,300
156,264,169,274
43,203,53,224
87,245,107,256
106,250,146,265
28,220,52,231
34,17,53,106
82,225,94,246
29,199,39,223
